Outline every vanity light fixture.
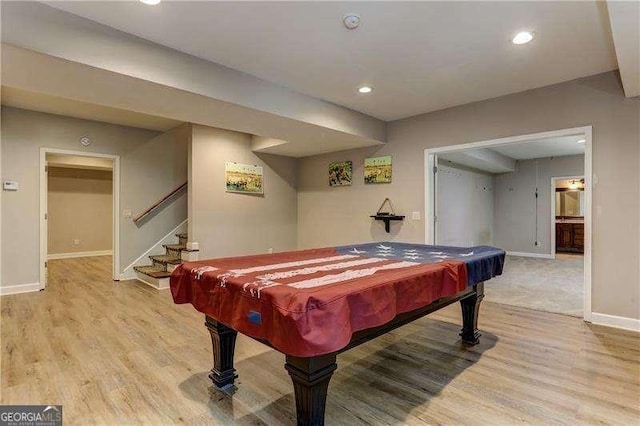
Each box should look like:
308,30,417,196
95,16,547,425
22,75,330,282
568,180,580,190
140,0,161,5
358,86,373,94
512,31,534,45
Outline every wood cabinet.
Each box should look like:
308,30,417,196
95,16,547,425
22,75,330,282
556,222,584,253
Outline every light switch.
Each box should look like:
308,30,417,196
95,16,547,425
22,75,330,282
123,209,132,218
411,211,421,220
3,181,18,191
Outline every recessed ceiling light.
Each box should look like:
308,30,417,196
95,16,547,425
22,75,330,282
577,139,586,144
358,86,372,94
512,31,534,45
140,0,161,5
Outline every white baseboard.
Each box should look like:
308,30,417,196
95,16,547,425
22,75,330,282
121,219,187,277
506,251,554,259
134,272,170,290
0,282,41,296
590,312,640,332
48,250,112,260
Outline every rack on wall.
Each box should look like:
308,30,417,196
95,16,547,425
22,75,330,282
370,198,404,233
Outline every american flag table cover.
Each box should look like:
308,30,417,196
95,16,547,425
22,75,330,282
170,242,505,357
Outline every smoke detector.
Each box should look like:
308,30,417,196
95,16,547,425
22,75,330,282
343,13,361,30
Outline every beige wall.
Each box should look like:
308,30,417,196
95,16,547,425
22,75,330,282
298,72,640,320
189,125,297,259
436,162,495,248
494,155,584,255
120,123,189,270
1,107,188,287
47,167,112,255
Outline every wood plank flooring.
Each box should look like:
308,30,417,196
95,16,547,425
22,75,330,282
1,256,638,425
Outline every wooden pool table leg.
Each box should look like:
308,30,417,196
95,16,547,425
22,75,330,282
460,282,484,345
285,353,337,426
205,316,238,390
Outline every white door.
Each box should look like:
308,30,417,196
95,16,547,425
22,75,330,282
432,154,439,244
44,165,48,287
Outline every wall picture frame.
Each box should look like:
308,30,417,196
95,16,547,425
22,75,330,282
364,155,392,184
225,162,264,194
329,161,353,187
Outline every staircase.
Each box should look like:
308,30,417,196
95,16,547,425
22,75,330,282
134,233,193,289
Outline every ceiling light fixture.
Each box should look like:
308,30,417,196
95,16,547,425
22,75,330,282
577,139,586,144
569,180,580,190
512,31,534,45
140,0,161,5
358,86,372,94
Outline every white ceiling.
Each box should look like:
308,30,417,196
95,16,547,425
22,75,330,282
440,134,586,174
46,154,114,171
2,87,181,132
491,135,586,160
45,1,619,121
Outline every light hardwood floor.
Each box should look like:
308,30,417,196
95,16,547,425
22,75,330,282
1,256,638,425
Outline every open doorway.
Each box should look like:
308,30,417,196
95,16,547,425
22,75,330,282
40,149,120,288
424,126,592,321
552,176,585,259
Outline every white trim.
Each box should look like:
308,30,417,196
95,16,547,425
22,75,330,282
40,148,120,287
550,175,585,259
134,272,170,290
0,282,41,296
590,313,640,332
506,251,554,259
119,219,188,280
583,126,593,322
425,126,593,322
47,250,113,260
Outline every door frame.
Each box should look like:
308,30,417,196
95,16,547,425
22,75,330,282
550,175,585,258
424,125,593,321
40,148,120,287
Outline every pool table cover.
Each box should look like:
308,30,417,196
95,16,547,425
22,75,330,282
170,242,505,357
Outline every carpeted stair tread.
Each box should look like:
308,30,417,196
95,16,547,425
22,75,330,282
134,265,172,278
150,254,182,265
163,243,186,250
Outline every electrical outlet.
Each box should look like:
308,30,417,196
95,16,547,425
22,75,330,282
73,239,80,246
411,211,421,220
268,247,273,254
123,209,132,218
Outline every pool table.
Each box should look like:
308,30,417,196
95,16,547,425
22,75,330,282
170,242,505,425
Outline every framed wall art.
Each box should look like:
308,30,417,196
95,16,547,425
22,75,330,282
329,161,353,187
225,162,263,194
364,155,392,184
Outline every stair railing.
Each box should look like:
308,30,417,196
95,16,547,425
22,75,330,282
133,181,187,225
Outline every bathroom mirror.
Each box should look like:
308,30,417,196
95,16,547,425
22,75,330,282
555,189,585,217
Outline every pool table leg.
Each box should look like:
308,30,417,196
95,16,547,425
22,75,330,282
460,281,484,345
285,353,337,426
205,316,238,390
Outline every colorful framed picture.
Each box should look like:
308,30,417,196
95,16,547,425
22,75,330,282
329,161,353,187
364,155,392,184
225,162,263,194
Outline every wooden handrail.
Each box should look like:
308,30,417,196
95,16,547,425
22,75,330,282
133,181,187,224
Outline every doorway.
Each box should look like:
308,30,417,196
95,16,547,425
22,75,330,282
551,175,585,258
424,126,592,321
40,148,120,288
